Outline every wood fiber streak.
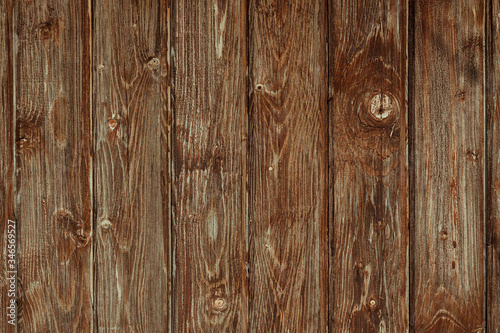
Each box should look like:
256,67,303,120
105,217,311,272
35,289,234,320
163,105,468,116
411,0,485,332
14,0,92,331
93,0,170,331
330,0,408,332
172,0,248,331
249,1,327,331
0,0,15,331
487,0,500,331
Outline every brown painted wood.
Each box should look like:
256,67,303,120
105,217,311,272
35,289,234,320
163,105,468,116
487,0,500,331
330,0,408,331
171,0,248,331
248,1,328,331
93,0,170,331
411,0,485,332
0,0,16,331
14,0,92,331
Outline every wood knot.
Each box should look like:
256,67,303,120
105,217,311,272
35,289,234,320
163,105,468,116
440,230,448,240
37,18,61,41
208,289,228,313
369,93,394,120
212,297,227,311
357,91,400,131
16,121,39,152
466,150,479,161
52,210,90,261
369,298,377,310
455,90,466,100
255,84,264,92
100,219,112,230
147,57,160,70
38,22,52,39
108,119,118,130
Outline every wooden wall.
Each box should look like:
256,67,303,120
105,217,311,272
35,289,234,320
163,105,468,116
0,0,498,332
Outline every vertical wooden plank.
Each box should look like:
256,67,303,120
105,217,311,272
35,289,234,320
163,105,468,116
411,0,485,332
249,1,327,331
172,1,248,331
14,0,92,331
93,0,170,331
487,0,500,331
330,0,408,331
0,0,16,331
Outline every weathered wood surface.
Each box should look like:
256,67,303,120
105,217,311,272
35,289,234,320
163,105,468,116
14,0,92,331
249,1,328,331
487,0,500,332
171,0,248,331
2,0,500,331
93,0,170,331
411,0,485,332
330,0,408,331
0,0,15,331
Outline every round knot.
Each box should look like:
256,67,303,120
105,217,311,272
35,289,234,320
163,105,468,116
356,90,399,130
39,24,51,39
108,119,118,130
213,297,227,311
369,93,394,120
369,298,377,310
101,219,112,230
148,57,160,70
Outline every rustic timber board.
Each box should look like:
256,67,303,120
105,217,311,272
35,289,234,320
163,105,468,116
0,0,497,332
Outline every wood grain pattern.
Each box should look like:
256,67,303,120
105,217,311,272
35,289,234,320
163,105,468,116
0,0,16,331
14,0,92,331
330,0,408,331
2,1,500,330
487,0,500,331
93,0,170,331
248,1,327,331
172,0,248,331
411,0,485,332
